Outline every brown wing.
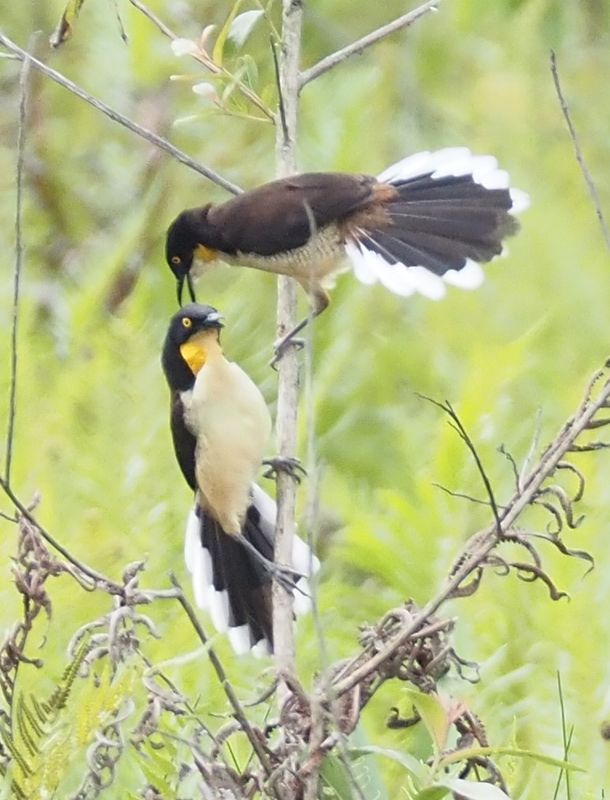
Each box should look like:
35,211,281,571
207,172,377,256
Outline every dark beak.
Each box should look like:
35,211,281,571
187,272,196,302
176,275,185,306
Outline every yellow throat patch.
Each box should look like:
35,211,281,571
180,332,209,375
195,244,218,263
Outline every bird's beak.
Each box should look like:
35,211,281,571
176,275,185,306
187,272,196,302
206,311,224,327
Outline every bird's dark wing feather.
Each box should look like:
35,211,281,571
170,391,197,491
208,172,377,255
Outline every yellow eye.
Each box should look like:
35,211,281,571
171,256,181,266
182,317,192,329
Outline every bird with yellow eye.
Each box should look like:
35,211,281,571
161,303,318,654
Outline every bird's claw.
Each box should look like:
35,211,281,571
267,561,307,594
235,533,308,595
270,335,305,369
263,457,307,484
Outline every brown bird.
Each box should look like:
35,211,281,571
166,147,528,346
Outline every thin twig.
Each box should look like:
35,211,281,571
550,49,610,253
421,397,502,533
0,478,123,593
170,576,276,785
332,364,610,697
0,31,242,195
128,0,174,38
128,0,274,122
270,36,289,147
432,482,506,510
5,52,30,485
299,0,442,89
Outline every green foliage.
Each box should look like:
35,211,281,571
1,644,134,798
1,0,610,797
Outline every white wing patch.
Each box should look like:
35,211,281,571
442,259,485,290
346,147,529,298
183,484,320,656
377,146,529,210
347,239,448,300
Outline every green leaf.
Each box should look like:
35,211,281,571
436,778,510,800
438,746,585,773
49,0,86,48
412,788,450,800
349,744,429,785
319,754,358,800
228,10,264,48
212,0,245,67
346,727,389,800
400,688,449,753
237,54,259,88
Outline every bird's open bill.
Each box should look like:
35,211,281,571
177,272,197,306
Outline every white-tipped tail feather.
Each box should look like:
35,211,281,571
184,483,319,655
348,147,528,299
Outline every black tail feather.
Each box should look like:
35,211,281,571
199,506,273,652
360,172,519,275
184,487,318,655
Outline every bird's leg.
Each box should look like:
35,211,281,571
262,456,307,484
270,324,306,368
234,533,309,596
271,288,329,368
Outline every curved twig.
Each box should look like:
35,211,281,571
0,32,242,195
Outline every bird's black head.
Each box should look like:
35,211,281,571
165,206,213,305
162,303,224,391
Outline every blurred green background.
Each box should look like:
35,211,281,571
1,0,609,797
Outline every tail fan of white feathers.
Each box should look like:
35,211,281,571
347,147,529,299
184,483,319,656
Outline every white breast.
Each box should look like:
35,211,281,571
185,357,272,535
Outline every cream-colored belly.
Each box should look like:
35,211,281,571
193,223,346,285
184,358,271,535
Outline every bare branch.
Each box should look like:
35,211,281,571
170,576,277,788
0,31,242,195
272,0,304,696
0,479,123,593
128,0,174,38
432,482,506,511
331,361,610,697
299,0,442,89
5,51,30,486
550,49,610,252
420,396,502,533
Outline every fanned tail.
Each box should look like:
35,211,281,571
346,147,529,299
184,483,319,656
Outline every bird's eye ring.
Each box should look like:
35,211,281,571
182,317,192,329
171,256,181,265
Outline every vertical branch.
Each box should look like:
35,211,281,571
273,0,304,680
6,54,31,485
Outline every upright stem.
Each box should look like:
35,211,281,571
273,0,304,681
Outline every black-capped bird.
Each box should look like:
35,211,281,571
161,303,318,655
166,148,528,342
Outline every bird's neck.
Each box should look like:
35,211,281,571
180,330,223,376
